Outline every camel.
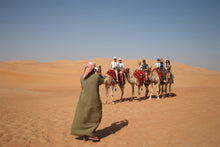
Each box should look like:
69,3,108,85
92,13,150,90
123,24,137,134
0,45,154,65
147,67,165,100
95,65,102,74
165,69,173,97
124,68,149,100
103,70,125,104
95,65,125,104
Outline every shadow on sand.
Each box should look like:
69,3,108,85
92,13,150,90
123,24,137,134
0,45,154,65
113,97,133,104
113,93,177,104
164,92,177,98
96,120,128,139
75,120,128,140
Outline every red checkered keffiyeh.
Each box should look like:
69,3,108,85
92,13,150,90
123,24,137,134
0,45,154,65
83,61,96,79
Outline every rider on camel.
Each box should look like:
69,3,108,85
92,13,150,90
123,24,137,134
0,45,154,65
165,59,175,83
155,58,160,68
111,57,119,91
159,58,166,83
142,59,148,85
138,61,142,71
142,59,148,71
155,58,166,83
118,58,125,86
137,60,146,90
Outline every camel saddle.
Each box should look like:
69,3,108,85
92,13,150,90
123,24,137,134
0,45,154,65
106,70,125,85
133,70,145,88
152,68,162,82
107,70,116,81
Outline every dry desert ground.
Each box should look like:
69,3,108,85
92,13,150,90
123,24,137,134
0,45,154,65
0,58,220,147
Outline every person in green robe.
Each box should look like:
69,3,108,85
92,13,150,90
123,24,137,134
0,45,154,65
71,61,104,142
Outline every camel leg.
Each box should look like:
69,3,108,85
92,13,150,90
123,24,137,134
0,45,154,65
138,87,141,99
157,83,160,100
158,84,161,95
165,83,168,96
149,83,153,100
131,85,134,101
159,84,162,98
163,84,166,98
161,84,165,98
111,86,115,104
105,85,108,104
145,86,149,99
169,83,172,97
162,84,165,98
120,86,124,102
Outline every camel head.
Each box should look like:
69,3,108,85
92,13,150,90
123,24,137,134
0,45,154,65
94,65,102,74
147,66,152,71
124,68,130,74
144,66,152,75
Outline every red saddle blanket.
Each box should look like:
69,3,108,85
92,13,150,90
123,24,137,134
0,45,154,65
133,70,143,88
107,70,116,81
106,70,125,85
152,68,162,82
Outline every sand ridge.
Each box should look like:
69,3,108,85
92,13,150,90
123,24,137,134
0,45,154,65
0,58,220,147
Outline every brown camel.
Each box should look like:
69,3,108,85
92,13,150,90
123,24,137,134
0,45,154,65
165,69,173,97
103,70,125,104
124,68,149,100
147,67,165,100
95,65,102,74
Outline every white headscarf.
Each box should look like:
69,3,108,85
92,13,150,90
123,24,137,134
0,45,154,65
83,61,96,79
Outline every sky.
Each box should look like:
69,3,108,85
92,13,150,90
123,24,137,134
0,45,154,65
0,0,219,71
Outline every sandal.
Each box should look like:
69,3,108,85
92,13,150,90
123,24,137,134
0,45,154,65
83,135,88,141
88,136,100,142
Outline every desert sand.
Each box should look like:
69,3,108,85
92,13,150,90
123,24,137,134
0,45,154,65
0,58,220,147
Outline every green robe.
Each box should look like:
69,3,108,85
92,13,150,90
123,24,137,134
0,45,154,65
71,72,104,137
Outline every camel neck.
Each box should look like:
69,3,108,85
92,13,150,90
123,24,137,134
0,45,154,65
125,72,133,84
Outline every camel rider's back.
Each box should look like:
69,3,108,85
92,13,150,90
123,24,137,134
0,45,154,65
155,62,160,68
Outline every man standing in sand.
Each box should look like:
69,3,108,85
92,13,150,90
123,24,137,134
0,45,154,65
71,61,104,142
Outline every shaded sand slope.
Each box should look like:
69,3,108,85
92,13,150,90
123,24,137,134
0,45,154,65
0,58,220,147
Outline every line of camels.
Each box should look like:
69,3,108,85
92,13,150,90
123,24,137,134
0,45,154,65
96,66,174,104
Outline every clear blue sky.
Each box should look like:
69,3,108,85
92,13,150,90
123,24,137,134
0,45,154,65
0,0,219,71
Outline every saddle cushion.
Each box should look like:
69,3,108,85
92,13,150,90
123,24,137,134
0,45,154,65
107,70,116,80
106,70,126,86
152,68,162,82
133,70,143,88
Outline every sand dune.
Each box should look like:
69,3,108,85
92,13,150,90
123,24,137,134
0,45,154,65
0,58,220,147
